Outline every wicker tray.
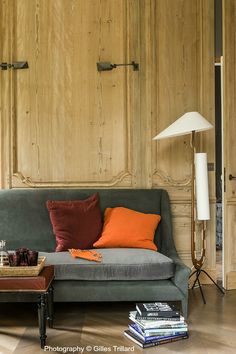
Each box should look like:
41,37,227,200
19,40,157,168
0,256,46,277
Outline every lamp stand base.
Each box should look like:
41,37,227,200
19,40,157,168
189,268,225,304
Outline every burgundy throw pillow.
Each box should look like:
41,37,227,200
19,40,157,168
47,193,102,252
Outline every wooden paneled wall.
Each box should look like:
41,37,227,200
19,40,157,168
0,0,215,273
223,0,236,289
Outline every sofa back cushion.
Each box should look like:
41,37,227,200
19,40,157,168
93,207,161,251
47,193,102,252
0,189,175,255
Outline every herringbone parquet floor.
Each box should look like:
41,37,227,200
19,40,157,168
0,286,235,354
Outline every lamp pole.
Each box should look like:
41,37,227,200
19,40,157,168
152,111,224,303
189,131,224,302
190,130,206,270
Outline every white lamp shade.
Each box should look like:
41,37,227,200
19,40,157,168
195,153,210,220
153,112,213,140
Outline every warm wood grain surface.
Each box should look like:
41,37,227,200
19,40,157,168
0,287,235,353
222,0,236,289
12,0,132,186
0,0,216,280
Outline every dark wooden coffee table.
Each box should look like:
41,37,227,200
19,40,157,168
0,265,54,348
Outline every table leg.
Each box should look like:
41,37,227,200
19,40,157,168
38,293,47,348
47,285,54,328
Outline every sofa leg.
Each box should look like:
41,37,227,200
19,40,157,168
181,298,188,319
38,293,47,348
47,285,54,328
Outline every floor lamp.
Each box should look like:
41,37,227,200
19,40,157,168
153,112,225,303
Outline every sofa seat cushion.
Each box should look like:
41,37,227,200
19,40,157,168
40,248,174,281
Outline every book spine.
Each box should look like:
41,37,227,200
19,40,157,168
140,312,180,318
129,325,184,343
136,304,180,318
124,329,189,348
143,329,188,337
132,320,186,330
134,322,188,334
129,323,188,338
134,320,186,328
143,334,189,348
135,316,180,321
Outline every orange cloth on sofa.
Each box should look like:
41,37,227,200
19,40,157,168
69,248,102,262
93,207,161,251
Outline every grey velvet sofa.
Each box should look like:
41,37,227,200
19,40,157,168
0,189,191,317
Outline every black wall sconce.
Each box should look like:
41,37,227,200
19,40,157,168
97,61,139,72
0,61,29,70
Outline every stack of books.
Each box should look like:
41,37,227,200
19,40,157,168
124,302,189,348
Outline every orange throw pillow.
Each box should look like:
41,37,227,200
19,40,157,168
93,207,161,251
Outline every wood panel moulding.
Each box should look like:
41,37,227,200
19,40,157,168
10,0,140,188
0,0,14,189
224,205,236,273
152,0,214,200
223,0,236,289
226,271,236,290
223,0,236,200
152,0,198,195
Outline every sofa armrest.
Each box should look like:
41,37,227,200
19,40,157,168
171,256,191,295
